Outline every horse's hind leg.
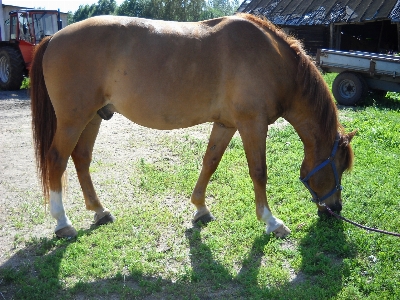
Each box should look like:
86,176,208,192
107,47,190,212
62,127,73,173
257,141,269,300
237,122,291,238
48,123,87,238
192,123,236,223
71,114,115,226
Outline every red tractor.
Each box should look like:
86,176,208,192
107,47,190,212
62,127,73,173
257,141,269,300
0,9,62,90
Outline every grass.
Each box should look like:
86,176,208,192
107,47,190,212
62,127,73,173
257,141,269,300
20,77,30,90
1,76,400,299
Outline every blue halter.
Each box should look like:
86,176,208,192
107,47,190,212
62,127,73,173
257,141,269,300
300,134,342,204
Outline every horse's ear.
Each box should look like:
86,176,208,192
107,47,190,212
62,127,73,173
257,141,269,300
346,130,357,145
341,130,357,147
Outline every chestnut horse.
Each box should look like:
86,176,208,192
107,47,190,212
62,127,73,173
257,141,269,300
30,14,355,239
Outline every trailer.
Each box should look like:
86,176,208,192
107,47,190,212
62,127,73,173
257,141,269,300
316,49,400,106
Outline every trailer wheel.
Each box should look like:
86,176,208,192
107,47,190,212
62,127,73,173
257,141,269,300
0,47,25,90
332,72,367,106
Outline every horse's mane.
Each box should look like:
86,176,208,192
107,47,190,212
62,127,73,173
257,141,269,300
239,14,342,143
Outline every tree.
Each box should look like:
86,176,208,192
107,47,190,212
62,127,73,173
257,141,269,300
72,0,117,23
73,4,93,23
116,0,148,17
67,11,74,25
117,0,208,21
90,0,118,17
202,0,240,20
74,0,240,23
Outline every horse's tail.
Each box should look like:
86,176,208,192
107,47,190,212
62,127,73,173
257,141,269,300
30,35,54,200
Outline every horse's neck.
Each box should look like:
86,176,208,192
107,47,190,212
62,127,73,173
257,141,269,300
284,103,335,168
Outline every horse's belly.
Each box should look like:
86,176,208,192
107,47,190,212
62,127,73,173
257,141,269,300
112,97,212,130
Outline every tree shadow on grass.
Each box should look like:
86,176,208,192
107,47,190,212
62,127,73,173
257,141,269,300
0,217,357,300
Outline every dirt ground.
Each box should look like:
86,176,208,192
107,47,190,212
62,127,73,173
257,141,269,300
0,90,37,266
0,90,215,268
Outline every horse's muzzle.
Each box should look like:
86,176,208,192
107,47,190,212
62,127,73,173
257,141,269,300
317,201,342,217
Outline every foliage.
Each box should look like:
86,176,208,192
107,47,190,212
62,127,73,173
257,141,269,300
117,0,206,21
20,77,30,89
72,0,239,23
72,0,118,23
73,4,95,22
202,0,240,20
91,0,118,16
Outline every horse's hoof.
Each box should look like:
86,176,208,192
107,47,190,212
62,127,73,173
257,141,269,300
272,224,291,238
192,211,216,225
94,212,116,226
55,225,77,239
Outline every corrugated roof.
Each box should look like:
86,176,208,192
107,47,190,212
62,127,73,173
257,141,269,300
237,0,400,25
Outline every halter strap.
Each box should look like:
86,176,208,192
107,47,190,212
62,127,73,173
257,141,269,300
300,134,342,204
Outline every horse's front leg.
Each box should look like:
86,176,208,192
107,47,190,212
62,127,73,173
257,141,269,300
238,122,291,238
71,115,116,227
191,123,236,223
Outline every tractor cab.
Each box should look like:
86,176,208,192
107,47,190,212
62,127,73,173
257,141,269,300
9,10,62,45
0,9,62,90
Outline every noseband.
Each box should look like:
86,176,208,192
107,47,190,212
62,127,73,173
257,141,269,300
300,134,342,205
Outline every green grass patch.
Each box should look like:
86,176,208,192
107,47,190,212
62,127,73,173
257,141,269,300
20,77,30,90
1,83,399,299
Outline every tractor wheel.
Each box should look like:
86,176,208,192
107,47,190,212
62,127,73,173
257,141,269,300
0,47,25,90
332,72,368,106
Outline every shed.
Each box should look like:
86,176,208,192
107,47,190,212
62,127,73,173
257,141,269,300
237,0,400,54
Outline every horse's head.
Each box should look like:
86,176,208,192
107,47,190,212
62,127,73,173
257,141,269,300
300,131,356,216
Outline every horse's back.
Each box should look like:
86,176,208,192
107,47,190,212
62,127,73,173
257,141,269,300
42,15,296,129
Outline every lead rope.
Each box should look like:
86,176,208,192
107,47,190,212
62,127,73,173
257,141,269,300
324,205,400,237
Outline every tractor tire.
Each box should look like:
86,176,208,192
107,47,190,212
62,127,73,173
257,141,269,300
332,72,368,106
0,47,25,90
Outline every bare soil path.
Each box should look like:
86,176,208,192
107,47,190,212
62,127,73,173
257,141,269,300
0,90,213,267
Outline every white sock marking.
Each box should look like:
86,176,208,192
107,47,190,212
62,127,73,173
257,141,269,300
261,206,284,234
50,190,72,231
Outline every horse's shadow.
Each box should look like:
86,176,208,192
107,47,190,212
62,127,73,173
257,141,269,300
0,217,356,299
